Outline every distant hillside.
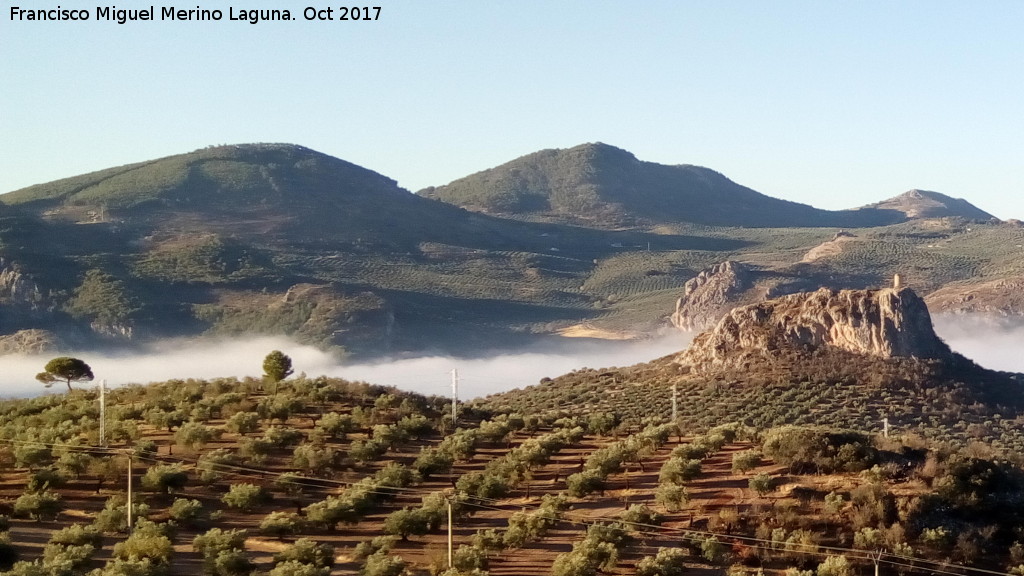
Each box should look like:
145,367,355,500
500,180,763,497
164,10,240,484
0,144,744,357
420,143,904,229
1,143,1022,359
4,143,501,249
858,189,996,221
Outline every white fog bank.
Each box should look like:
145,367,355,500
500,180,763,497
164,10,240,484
4,316,1023,401
932,315,1024,373
0,333,692,400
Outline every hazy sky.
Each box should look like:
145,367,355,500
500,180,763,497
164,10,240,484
3,2,1023,217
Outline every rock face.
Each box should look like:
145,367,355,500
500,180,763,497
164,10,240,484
926,277,1024,317
670,261,754,331
677,286,951,371
0,259,43,309
0,329,64,355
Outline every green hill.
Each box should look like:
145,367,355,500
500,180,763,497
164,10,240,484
0,144,746,357
858,189,996,221
420,142,905,229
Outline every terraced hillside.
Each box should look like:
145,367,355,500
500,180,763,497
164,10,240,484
2,375,1024,576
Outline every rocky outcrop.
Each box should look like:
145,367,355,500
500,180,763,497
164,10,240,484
926,277,1024,317
670,261,754,331
0,329,64,355
677,286,951,372
0,259,43,308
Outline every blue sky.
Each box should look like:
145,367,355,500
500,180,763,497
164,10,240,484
3,1,1023,217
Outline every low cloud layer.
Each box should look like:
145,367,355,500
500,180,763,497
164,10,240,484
932,315,1024,372
0,333,692,400
3,317,1023,400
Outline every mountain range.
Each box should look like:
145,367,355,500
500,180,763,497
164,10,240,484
0,142,1013,359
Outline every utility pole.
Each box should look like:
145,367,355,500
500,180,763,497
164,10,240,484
99,379,106,447
126,451,134,531
444,487,452,565
451,369,459,428
870,549,882,576
671,383,678,422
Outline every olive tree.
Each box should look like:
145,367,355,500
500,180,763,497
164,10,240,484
113,520,173,565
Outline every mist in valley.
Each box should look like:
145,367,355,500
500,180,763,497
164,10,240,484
0,333,692,400
932,315,1024,372
2,316,1022,400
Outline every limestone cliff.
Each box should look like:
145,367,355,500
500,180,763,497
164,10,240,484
0,329,64,355
677,286,951,372
670,261,754,331
0,259,43,309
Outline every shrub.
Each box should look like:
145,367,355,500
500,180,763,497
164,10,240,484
42,541,95,571
700,536,725,563
352,536,396,561
732,450,761,473
222,483,270,512
303,496,357,531
672,443,710,460
349,438,387,463
763,427,877,474
654,484,689,512
361,550,405,576
749,473,774,496
13,490,62,521
175,421,221,451
93,495,149,534
274,538,335,568
292,444,338,476
27,467,66,492
470,529,504,553
396,414,434,439
382,508,428,540
263,426,304,448
225,412,261,434
113,520,173,565
260,511,302,540
452,545,488,571
567,469,606,497
315,412,354,439
49,523,103,547
141,463,188,494
168,498,204,525
89,557,168,576
636,547,688,576
413,447,454,479
659,458,701,484
196,449,235,484
268,560,329,576
209,549,254,576
192,528,248,560
587,412,621,435
816,555,853,576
